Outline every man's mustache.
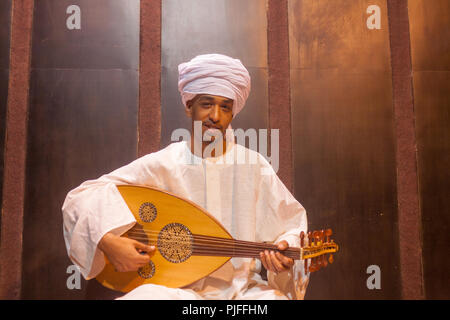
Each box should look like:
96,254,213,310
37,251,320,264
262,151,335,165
202,122,222,130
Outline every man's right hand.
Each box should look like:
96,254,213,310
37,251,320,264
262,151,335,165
98,232,156,272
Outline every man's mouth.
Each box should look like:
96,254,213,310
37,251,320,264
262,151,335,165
203,123,221,130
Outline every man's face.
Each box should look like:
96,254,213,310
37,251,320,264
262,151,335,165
186,94,234,138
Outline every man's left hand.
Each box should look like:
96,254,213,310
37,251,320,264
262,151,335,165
259,240,294,274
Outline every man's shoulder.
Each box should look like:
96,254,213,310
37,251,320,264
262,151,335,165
234,143,269,161
137,141,186,163
233,143,275,172
147,141,185,155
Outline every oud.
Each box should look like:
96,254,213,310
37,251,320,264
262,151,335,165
96,185,339,292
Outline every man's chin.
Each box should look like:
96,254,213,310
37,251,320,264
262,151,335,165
203,127,224,139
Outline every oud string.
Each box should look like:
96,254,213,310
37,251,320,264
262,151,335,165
126,230,300,251
125,228,312,250
120,229,302,258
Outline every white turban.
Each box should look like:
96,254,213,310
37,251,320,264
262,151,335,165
178,54,251,117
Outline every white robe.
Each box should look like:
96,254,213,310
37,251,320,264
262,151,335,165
62,140,309,300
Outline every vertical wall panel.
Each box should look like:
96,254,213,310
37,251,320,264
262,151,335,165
0,0,12,239
138,0,162,157
387,0,423,299
23,0,139,299
0,0,34,299
267,0,293,191
161,0,269,148
408,0,450,299
289,0,400,299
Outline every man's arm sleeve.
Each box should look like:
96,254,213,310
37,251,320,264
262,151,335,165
256,159,309,299
61,155,158,279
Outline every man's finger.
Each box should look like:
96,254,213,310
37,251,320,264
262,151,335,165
136,253,151,264
276,251,294,268
134,241,155,254
142,245,156,257
265,250,277,273
270,251,284,273
277,240,289,251
259,252,268,271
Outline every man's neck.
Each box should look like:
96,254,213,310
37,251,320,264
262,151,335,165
190,137,229,158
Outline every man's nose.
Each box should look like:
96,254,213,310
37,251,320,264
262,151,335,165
209,104,220,122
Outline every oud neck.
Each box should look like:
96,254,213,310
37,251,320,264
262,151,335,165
192,235,301,260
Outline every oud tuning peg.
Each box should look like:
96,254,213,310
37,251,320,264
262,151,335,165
328,254,334,264
310,257,318,272
320,230,325,247
316,255,322,270
308,259,314,273
307,232,313,246
322,254,328,268
313,231,321,246
300,231,308,271
300,231,305,247
325,229,332,243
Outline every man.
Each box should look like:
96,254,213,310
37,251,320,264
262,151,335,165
62,54,309,299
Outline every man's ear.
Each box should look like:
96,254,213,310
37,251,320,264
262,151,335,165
185,100,193,117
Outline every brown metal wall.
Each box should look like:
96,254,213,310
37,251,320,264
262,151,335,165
22,0,140,299
1,0,449,300
0,0,12,240
408,0,450,299
289,0,400,299
161,0,269,148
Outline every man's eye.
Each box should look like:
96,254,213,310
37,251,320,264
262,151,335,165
221,105,232,111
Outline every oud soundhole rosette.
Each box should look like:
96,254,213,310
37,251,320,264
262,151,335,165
139,202,157,223
138,260,155,279
157,223,193,263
